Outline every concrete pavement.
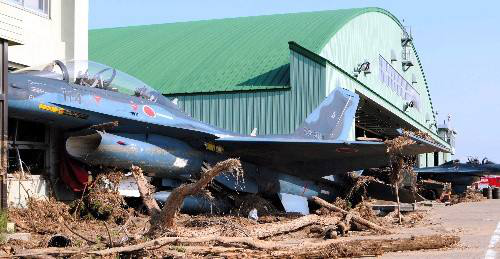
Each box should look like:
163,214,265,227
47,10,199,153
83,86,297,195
383,200,500,259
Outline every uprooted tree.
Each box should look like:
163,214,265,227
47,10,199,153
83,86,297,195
131,158,243,234
384,132,418,224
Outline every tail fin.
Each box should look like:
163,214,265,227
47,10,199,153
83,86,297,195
294,87,359,140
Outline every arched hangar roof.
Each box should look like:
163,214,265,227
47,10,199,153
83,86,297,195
89,7,405,95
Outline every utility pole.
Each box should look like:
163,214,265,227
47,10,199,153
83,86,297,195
0,39,8,209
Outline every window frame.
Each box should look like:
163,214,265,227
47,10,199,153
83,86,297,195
2,0,50,18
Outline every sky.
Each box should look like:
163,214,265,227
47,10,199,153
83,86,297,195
89,1,500,162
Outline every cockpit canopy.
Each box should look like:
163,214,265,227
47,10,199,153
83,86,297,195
465,157,496,165
14,60,160,102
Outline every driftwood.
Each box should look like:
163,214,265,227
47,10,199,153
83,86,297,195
363,234,459,253
30,255,57,259
12,236,293,256
130,165,161,216
11,237,274,257
275,234,460,258
87,236,344,255
13,234,458,257
92,236,285,255
312,196,391,234
152,159,242,231
11,248,82,257
249,214,339,239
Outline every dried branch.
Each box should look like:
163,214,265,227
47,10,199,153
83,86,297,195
151,159,242,232
62,221,97,244
103,221,114,248
130,165,161,216
385,134,417,224
248,214,339,239
13,234,459,258
312,196,391,234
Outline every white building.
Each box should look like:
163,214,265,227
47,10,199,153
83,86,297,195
0,0,88,207
1,0,88,69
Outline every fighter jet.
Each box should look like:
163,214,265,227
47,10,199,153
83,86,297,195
416,158,500,193
8,60,446,214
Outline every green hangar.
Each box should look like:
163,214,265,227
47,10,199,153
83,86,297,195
89,7,455,168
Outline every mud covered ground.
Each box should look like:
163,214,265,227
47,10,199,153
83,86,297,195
2,163,487,258
1,195,464,258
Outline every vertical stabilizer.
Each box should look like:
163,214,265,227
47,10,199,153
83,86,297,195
294,87,359,141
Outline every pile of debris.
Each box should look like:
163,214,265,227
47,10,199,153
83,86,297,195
3,196,458,258
0,158,461,258
6,171,146,251
451,188,484,204
70,171,128,223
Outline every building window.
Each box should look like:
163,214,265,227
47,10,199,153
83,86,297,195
7,0,50,16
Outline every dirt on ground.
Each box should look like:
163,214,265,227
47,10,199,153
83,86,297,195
1,194,462,258
0,163,466,258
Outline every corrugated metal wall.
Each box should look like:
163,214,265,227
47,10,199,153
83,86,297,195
321,12,451,159
168,11,451,166
171,49,325,135
321,12,436,136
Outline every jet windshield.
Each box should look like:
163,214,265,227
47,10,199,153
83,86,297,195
15,60,161,101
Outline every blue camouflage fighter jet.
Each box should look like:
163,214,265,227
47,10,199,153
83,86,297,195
8,60,446,214
416,158,500,193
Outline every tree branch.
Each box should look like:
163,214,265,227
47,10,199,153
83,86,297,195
131,165,161,216
312,196,391,234
152,159,242,231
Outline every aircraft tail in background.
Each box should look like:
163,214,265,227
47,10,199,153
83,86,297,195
293,87,359,141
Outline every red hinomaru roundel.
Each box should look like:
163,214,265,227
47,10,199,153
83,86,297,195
142,105,156,117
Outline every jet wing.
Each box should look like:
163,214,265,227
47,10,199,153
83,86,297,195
55,102,448,179
415,167,499,177
215,134,447,179
401,130,450,154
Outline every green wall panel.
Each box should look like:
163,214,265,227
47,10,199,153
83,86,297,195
172,49,325,135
